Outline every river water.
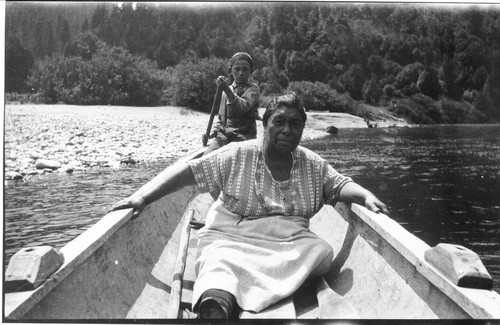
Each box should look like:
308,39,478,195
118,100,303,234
3,124,500,291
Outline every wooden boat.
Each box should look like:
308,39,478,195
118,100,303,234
4,148,500,320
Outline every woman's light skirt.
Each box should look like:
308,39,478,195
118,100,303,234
192,200,334,312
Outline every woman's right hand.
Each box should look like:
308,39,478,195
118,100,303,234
110,195,146,219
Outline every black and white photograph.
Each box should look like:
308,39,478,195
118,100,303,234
3,1,500,321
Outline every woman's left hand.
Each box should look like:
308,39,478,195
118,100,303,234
364,194,390,215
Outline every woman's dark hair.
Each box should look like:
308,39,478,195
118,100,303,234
263,91,307,127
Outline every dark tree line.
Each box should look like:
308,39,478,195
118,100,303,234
5,2,500,122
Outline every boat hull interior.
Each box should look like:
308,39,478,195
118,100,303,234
5,151,500,320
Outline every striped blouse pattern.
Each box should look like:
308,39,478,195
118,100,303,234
188,140,352,219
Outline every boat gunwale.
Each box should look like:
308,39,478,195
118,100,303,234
339,202,500,319
4,146,500,320
4,148,206,319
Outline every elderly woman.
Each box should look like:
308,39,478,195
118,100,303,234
111,92,388,319
202,52,260,154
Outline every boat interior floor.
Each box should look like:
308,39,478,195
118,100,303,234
176,218,351,320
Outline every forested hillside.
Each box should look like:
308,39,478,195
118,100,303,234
5,2,500,124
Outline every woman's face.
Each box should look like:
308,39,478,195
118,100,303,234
230,60,251,85
263,106,305,155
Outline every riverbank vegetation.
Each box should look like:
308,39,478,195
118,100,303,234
5,2,500,124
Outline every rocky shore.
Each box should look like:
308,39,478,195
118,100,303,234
4,104,408,181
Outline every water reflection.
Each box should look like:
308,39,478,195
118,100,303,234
303,125,500,289
3,161,172,261
3,125,500,290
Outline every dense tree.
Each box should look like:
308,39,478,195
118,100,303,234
65,32,102,60
363,76,383,104
91,4,108,29
340,64,365,100
475,50,500,120
284,49,328,82
5,37,34,92
81,19,89,32
417,68,442,100
5,2,500,122
56,15,71,52
33,20,56,57
395,62,424,93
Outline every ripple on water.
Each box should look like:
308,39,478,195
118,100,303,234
4,125,500,291
302,125,500,291
3,161,170,264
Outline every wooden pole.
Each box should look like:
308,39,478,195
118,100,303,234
167,208,195,318
203,85,223,146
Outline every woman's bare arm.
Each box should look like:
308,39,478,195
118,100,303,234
110,162,197,218
338,182,390,215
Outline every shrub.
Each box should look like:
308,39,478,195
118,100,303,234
362,77,382,105
473,94,492,122
395,62,424,91
339,64,365,100
160,66,177,105
259,82,283,97
349,102,378,120
440,57,462,100
389,98,425,124
391,96,442,124
254,67,289,96
367,55,384,75
462,89,479,103
330,93,355,113
28,45,164,106
288,81,342,111
411,94,444,124
28,54,66,103
5,92,44,104
383,84,395,99
65,32,103,60
259,95,274,109
471,65,488,91
165,56,227,111
328,78,345,93
417,68,442,100
383,60,402,77
440,99,481,124
390,95,483,124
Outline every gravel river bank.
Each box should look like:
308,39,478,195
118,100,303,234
5,104,402,181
